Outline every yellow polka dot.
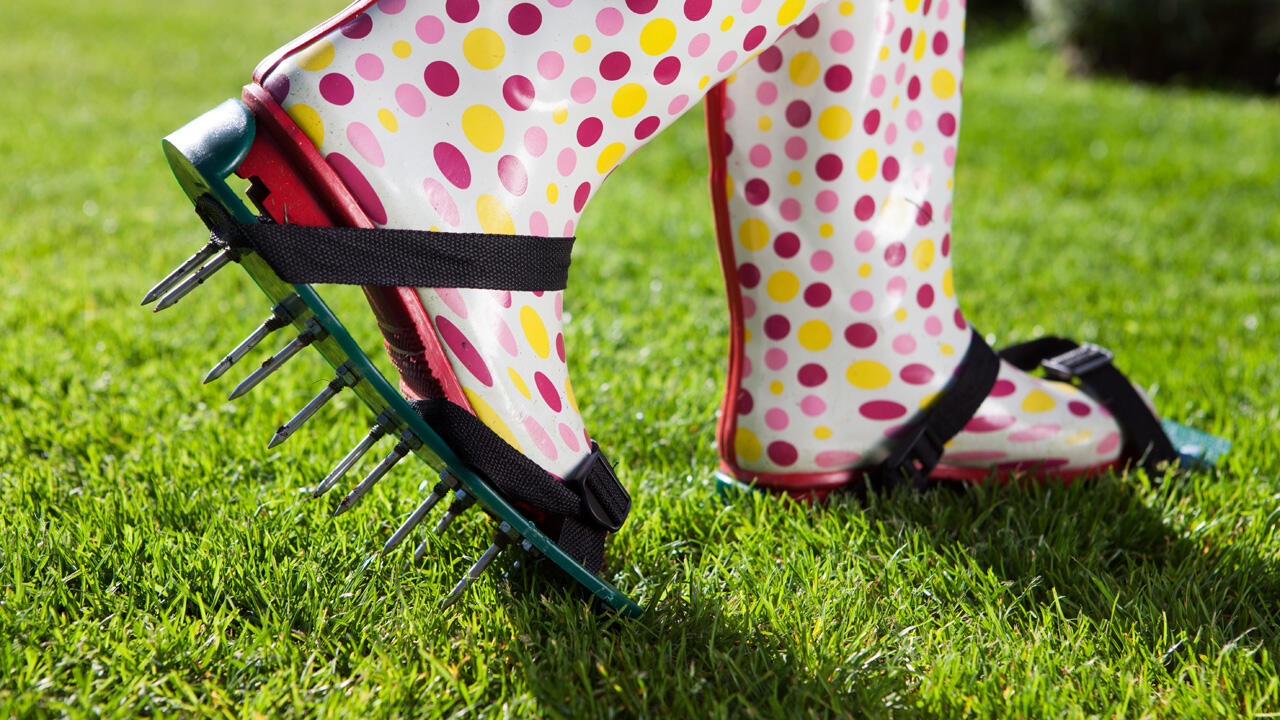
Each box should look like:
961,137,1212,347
904,0,921,12
463,29,504,70
814,426,833,440
777,0,806,25
720,16,734,31
726,72,739,84
552,106,568,124
739,219,769,251
640,18,676,55
879,46,889,61
743,328,752,343
914,239,935,271
893,96,900,109
735,427,763,462
758,116,772,131
392,40,412,58
296,40,334,71
597,142,626,174
520,305,550,359
1066,430,1093,446
847,360,891,389
932,69,957,99
789,52,821,86
919,392,941,409
766,271,800,302
858,263,871,277
476,195,514,235
565,377,579,413
856,148,878,181
769,380,784,395
942,269,954,297
787,171,802,185
461,105,504,153
377,108,398,132
940,343,954,355
1022,389,1056,413
507,367,531,400
573,34,592,53
611,83,647,118
818,106,852,140
797,320,832,351
894,308,908,322
914,31,928,61
547,183,559,204
1049,380,1080,395
286,104,324,147
464,388,522,453
698,75,711,90
819,223,834,238
725,174,735,197
839,1,854,15
913,141,925,155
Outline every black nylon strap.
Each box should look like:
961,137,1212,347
409,398,629,574
997,337,1178,475
216,222,574,291
869,329,1000,490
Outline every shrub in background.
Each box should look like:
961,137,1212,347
1028,0,1280,94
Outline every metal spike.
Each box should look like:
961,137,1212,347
432,490,477,535
312,413,393,498
439,523,512,608
227,319,325,400
333,430,422,516
381,472,460,555
204,298,300,383
267,363,358,448
152,248,234,312
141,240,221,305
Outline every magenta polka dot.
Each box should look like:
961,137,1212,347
795,12,820,36
767,441,798,466
954,309,968,330
863,109,881,135
934,31,950,55
654,56,681,85
892,333,916,354
434,142,471,189
965,415,1017,432
422,178,461,227
737,388,754,415
815,153,843,181
415,15,444,43
537,51,564,80
626,0,658,13
446,0,479,23
804,283,832,307
825,65,853,92
318,73,354,105
798,363,827,386
882,156,900,181
831,29,854,53
884,242,906,266
378,0,405,14
503,75,535,110
769,232,798,258
811,250,833,272
917,284,935,308
395,83,425,116
684,0,711,20
577,117,604,147
688,32,711,57
744,178,770,205
743,25,768,51
765,408,789,431
990,379,1016,397
1068,401,1093,417
599,52,631,81
900,363,934,384
264,74,290,103
800,395,826,417
907,75,922,100
497,155,528,196
533,371,562,412
845,322,877,347
764,314,790,340
785,100,812,127
341,13,373,39
635,116,661,140
938,112,957,137
765,348,788,371
435,316,493,386
424,61,460,96
942,234,951,256
326,152,386,224
355,53,383,81
850,291,874,313
815,190,838,213
784,136,808,160
573,182,591,212
346,122,384,167
860,401,907,421
508,3,543,34
855,195,876,221
739,263,761,288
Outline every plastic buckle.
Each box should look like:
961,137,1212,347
875,424,944,491
1042,343,1114,381
566,442,630,533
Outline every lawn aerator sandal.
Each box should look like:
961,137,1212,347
706,1,1228,500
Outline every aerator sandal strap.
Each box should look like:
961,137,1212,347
217,222,574,291
870,329,1000,491
412,398,629,574
997,338,1179,474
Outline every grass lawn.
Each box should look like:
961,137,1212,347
3,2,1279,717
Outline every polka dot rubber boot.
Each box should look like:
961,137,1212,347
709,0,1127,498
252,0,829,479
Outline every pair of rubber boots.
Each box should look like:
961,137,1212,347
146,0,1185,614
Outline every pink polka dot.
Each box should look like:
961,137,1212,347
741,0,761,13
1009,424,1062,443
900,363,934,384
765,348,788,370
522,416,558,461
784,136,808,160
924,316,943,336
493,290,512,308
886,123,898,144
800,395,826,417
815,190,838,213
529,211,549,236
810,250,833,272
534,371,563,412
965,415,1017,433
688,33,710,57
668,95,689,114
756,81,777,105
537,51,564,80
870,74,887,97
749,144,771,167
595,7,624,34
422,178,460,227
571,77,596,103
556,332,567,362
498,155,528,196
379,0,406,14
435,316,492,386
892,333,916,354
779,198,801,221
319,73,354,105
554,292,564,321
742,296,756,319
396,83,426,117
346,122,384,167
1097,432,1122,455
433,287,468,318
816,450,860,468
906,109,923,132
831,29,854,53
765,408,789,431
557,148,577,176
415,15,444,43
854,231,876,252
326,152,386,224
886,276,906,297
355,53,383,81
850,291,874,312
493,315,518,356
717,51,739,73
559,423,582,452
524,126,548,157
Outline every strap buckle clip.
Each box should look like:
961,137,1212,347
875,424,945,491
566,442,630,533
1042,343,1113,381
